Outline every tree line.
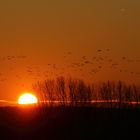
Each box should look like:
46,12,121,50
33,76,140,108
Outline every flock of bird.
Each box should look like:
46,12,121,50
0,49,139,85
62,49,140,77
0,55,27,61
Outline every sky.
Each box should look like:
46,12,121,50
0,0,140,103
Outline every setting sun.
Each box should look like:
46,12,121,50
18,93,38,105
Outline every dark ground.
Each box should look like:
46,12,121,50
0,106,140,140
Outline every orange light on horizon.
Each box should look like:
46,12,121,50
18,93,38,105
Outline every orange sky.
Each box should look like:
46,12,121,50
0,0,140,102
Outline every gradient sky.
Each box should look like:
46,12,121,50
0,0,140,103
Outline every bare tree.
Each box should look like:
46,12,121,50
86,85,93,105
33,81,46,106
43,79,56,106
56,77,67,106
68,79,78,106
33,76,140,108
132,85,140,107
116,81,123,108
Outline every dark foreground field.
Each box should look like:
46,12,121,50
0,106,140,140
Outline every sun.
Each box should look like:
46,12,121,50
18,93,38,105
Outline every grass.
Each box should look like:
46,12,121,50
0,105,140,140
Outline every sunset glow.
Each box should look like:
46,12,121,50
18,93,38,105
0,0,139,106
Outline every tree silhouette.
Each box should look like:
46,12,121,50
33,76,140,108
